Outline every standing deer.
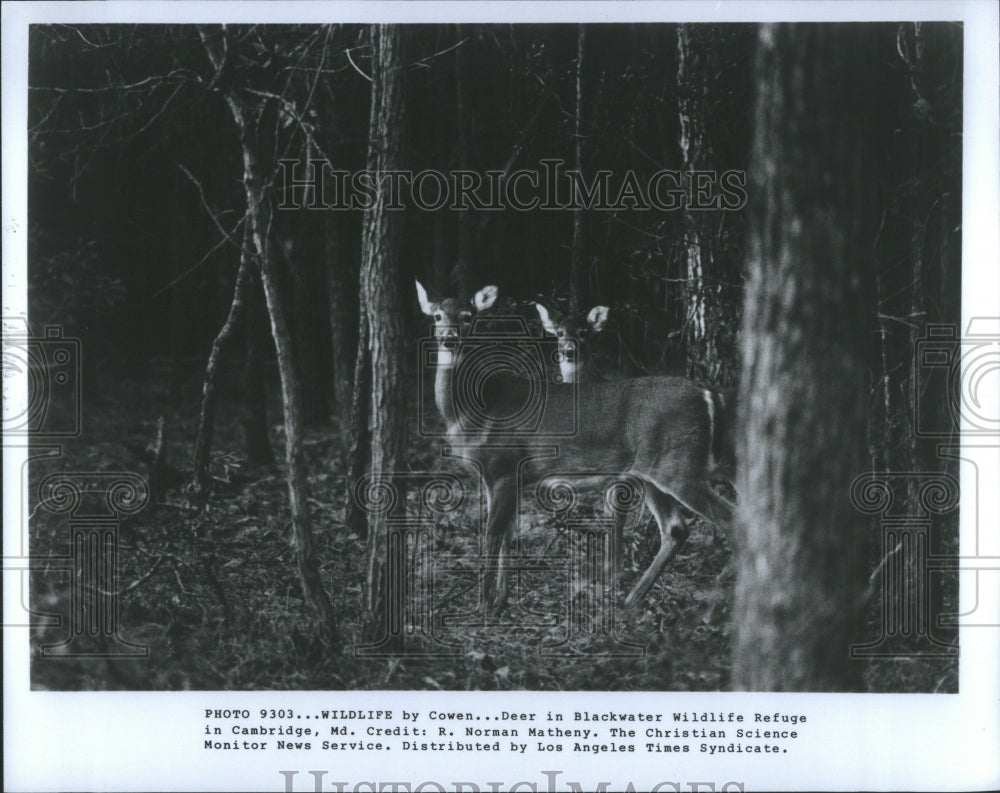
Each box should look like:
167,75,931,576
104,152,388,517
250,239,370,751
418,281,733,612
536,301,736,586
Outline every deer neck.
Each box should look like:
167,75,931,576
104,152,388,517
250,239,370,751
434,350,460,428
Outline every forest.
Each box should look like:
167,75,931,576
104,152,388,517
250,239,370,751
24,22,962,692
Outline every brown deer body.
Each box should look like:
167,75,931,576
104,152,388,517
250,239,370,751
536,300,735,598
419,281,733,611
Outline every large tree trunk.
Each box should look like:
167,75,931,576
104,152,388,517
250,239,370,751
733,24,880,691
359,24,409,643
352,23,414,645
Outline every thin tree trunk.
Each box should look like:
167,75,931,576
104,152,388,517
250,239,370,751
168,173,188,403
243,266,274,466
431,208,451,296
200,29,336,642
291,217,330,426
326,213,357,430
900,22,961,649
191,255,252,500
677,24,709,381
238,132,337,641
569,24,586,314
734,24,878,691
452,24,472,299
344,316,371,538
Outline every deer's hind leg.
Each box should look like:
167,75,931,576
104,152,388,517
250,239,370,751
482,474,517,613
671,478,734,536
623,482,689,609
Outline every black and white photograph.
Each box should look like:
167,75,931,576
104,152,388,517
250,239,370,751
3,2,999,791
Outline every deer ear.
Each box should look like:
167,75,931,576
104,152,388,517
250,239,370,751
534,303,559,336
415,280,435,315
587,305,609,333
472,285,499,312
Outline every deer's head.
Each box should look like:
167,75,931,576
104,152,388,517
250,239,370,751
535,303,609,383
416,281,499,365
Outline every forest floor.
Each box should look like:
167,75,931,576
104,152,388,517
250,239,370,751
28,365,958,692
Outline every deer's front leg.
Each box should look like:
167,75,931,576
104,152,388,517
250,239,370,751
483,474,517,614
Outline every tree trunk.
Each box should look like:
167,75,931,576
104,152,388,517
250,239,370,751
191,256,251,501
452,24,472,299
239,131,337,641
676,24,713,382
431,207,451,297
200,29,337,642
243,266,274,466
325,213,358,430
569,24,586,314
289,213,331,426
360,23,409,643
344,316,372,538
168,172,189,403
733,24,879,691
898,22,962,649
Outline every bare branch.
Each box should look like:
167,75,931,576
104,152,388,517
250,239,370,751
412,36,469,69
345,44,372,82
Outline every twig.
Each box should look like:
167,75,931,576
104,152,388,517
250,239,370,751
412,37,469,69
345,45,372,83
860,539,904,610
96,556,164,597
176,163,248,253
153,165,248,297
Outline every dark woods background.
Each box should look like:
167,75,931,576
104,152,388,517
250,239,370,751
27,23,962,692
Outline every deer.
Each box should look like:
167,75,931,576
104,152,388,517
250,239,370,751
535,300,736,585
535,299,735,480
417,280,734,613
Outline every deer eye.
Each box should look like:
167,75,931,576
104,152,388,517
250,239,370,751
556,329,565,338
459,311,472,324
433,312,443,321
